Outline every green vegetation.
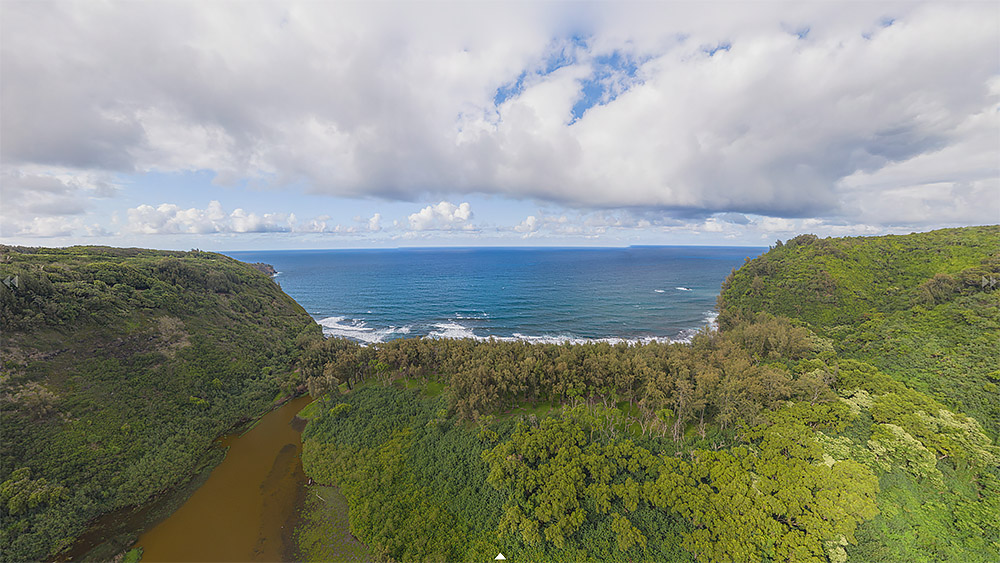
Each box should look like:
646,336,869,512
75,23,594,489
715,226,1000,561
293,485,371,562
301,331,997,561
298,226,998,562
4,226,996,562
299,318,817,437
122,547,143,563
0,245,317,562
717,225,1000,436
302,386,506,561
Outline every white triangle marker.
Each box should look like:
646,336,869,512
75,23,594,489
495,554,506,561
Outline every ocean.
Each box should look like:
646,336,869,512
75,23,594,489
225,246,764,345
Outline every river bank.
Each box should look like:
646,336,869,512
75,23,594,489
55,394,314,562
293,485,371,562
132,395,311,561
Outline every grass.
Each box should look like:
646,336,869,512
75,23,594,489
296,400,323,421
496,400,559,421
400,377,447,398
294,486,371,563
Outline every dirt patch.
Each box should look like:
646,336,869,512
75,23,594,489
155,316,190,358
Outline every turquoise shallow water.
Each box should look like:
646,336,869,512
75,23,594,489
225,246,764,344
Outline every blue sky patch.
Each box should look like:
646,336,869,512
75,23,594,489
570,50,644,123
495,35,594,109
493,71,527,106
704,42,731,57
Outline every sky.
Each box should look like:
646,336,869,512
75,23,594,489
1,1,998,250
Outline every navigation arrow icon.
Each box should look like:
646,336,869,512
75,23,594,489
495,554,506,561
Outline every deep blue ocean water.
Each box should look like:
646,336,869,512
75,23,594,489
225,246,765,344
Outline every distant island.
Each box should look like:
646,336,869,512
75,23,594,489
1,226,997,563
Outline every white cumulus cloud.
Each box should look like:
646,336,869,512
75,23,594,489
514,215,540,235
408,202,474,231
124,201,293,234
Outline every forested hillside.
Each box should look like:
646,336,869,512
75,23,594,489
0,246,318,562
298,226,999,563
716,226,1000,436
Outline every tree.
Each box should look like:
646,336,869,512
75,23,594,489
306,363,340,406
671,378,695,442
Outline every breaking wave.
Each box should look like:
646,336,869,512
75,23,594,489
317,316,411,345
316,311,720,346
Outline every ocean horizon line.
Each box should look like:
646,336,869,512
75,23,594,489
225,243,769,254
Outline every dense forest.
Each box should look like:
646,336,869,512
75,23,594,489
298,226,999,562
0,246,317,562
717,226,1000,437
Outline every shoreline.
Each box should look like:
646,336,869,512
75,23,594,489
314,310,720,347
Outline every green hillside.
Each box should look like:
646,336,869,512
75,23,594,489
717,226,1000,436
0,246,318,562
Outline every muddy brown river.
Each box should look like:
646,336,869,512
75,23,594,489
133,395,311,562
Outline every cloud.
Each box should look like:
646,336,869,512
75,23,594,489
0,167,118,237
408,202,474,231
124,201,293,234
121,203,391,237
514,215,540,235
506,209,677,239
500,208,901,243
298,215,330,233
716,213,751,226
10,216,83,238
835,102,1000,225
1,2,997,235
